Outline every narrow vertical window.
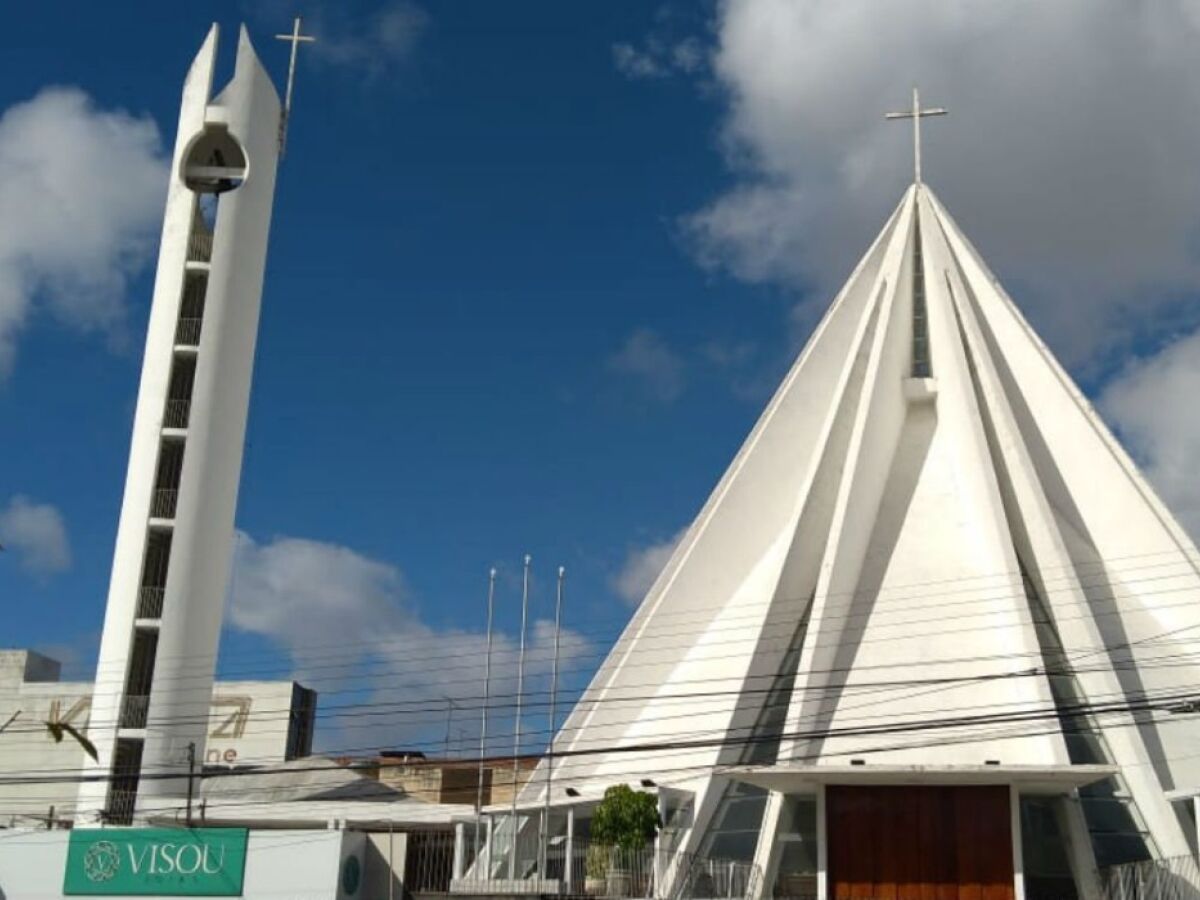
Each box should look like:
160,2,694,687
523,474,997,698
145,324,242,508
911,213,931,377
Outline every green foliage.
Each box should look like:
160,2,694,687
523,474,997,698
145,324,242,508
585,843,611,879
590,784,662,851
45,719,98,761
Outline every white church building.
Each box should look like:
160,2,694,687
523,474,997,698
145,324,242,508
458,108,1200,900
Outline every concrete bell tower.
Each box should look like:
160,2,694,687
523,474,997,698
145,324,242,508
77,24,283,823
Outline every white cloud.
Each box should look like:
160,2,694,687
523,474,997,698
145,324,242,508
0,88,166,376
307,1,429,78
613,42,669,80
683,0,1200,369
0,495,72,576
229,532,591,751
699,338,756,369
229,533,412,645
607,328,687,403
612,528,687,606
671,37,706,74
613,35,707,81
1101,329,1200,541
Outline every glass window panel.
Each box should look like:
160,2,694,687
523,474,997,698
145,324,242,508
773,795,819,899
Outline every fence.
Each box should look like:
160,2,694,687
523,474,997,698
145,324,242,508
406,830,457,894
1102,855,1200,900
409,838,1200,900
426,827,759,899
187,229,213,263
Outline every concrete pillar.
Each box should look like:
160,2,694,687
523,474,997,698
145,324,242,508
750,790,785,900
566,806,576,893
1010,785,1026,900
485,815,494,879
1058,792,1103,900
454,821,466,880
816,785,828,900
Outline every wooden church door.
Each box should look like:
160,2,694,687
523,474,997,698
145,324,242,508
827,785,1015,900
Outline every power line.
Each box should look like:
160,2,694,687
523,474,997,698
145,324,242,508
38,546,1200,688
6,629,1200,753
10,555,1200,719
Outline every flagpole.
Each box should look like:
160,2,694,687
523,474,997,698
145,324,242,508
540,566,565,880
510,555,531,880
473,568,496,874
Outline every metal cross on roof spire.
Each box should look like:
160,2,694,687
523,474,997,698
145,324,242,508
274,15,316,157
885,87,947,185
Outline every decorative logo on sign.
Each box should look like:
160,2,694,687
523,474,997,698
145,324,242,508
209,696,252,738
341,856,362,895
82,842,121,883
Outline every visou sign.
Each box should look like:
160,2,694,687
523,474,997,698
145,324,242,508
64,828,248,896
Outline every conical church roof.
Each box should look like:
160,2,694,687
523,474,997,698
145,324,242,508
532,184,1200,861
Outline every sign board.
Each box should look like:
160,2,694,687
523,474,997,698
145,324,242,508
64,828,248,896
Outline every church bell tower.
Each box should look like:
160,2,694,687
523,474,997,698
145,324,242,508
77,24,284,822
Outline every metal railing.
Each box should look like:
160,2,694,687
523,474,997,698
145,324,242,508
673,854,760,900
445,828,761,899
150,488,178,520
120,695,150,730
104,789,137,826
407,830,458,893
175,316,202,346
187,229,213,263
164,399,190,429
136,586,165,619
1102,855,1200,900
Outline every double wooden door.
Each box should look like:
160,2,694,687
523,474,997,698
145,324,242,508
826,785,1014,900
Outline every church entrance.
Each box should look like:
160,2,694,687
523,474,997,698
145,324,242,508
827,785,1014,900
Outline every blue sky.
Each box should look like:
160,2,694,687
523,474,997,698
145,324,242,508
3,0,1200,754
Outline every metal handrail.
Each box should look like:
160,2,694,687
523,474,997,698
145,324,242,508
187,230,212,263
150,489,178,520
164,399,190,429
175,316,202,346
1102,854,1200,900
105,789,137,826
120,695,150,730
136,586,165,619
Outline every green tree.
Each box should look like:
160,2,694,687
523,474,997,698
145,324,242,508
591,784,662,850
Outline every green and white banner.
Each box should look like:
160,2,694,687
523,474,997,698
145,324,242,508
63,828,248,896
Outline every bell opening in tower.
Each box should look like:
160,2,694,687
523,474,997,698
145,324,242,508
182,124,247,194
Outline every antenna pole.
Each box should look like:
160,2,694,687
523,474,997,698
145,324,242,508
510,555,531,880
540,566,565,881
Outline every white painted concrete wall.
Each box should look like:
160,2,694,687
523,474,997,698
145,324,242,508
527,196,911,799
0,653,309,822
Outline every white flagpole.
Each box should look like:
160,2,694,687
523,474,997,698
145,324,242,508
473,568,496,874
510,555,531,880
540,566,565,881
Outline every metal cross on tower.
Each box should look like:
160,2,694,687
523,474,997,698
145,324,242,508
274,15,316,157
885,87,947,185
